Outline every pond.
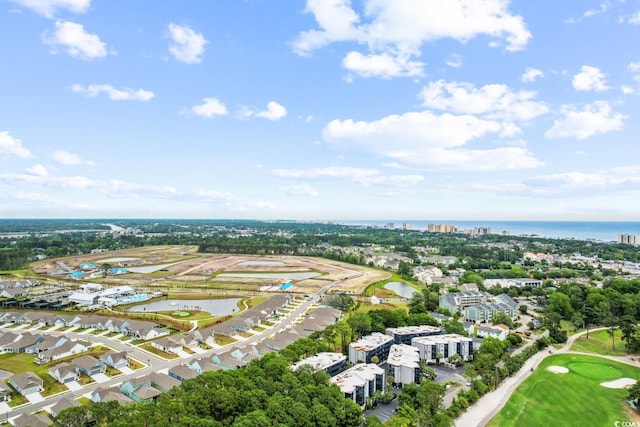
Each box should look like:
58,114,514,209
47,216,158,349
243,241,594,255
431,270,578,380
126,298,241,315
217,272,321,280
384,282,418,298
238,260,286,266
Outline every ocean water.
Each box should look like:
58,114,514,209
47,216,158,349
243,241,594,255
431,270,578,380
336,220,640,242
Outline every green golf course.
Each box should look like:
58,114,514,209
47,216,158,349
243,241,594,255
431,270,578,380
488,353,640,427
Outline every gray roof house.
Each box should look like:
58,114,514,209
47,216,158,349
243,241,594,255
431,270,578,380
100,350,129,369
168,365,199,382
48,362,80,384
9,372,44,396
12,413,52,427
73,355,105,376
50,396,81,418
0,381,11,402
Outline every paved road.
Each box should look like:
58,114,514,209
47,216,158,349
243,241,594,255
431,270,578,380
1,276,346,421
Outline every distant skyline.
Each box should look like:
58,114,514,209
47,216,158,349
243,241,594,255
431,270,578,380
2,1,640,220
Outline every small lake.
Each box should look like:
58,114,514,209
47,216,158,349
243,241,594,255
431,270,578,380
217,272,321,280
384,282,418,298
126,298,241,315
238,260,286,266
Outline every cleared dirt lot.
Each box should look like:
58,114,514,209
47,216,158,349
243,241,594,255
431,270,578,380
30,246,390,295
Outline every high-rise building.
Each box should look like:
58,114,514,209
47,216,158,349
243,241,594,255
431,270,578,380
619,234,640,245
427,224,457,233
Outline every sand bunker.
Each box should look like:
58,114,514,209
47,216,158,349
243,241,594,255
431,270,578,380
601,378,637,389
547,366,569,374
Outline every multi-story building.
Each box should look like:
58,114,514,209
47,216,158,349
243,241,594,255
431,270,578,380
411,334,473,363
385,344,420,387
464,302,516,322
619,234,640,245
385,325,441,345
348,332,394,364
439,291,487,314
427,224,457,233
291,352,347,377
330,364,385,408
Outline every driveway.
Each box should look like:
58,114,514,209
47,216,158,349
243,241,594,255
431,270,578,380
25,392,45,403
65,381,83,392
119,367,134,375
365,397,399,423
90,373,110,383
431,364,467,385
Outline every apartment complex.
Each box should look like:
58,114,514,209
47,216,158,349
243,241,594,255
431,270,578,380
439,291,487,314
330,364,385,408
619,234,640,245
291,352,347,377
411,334,473,364
385,325,442,345
348,332,394,364
385,344,420,387
427,224,457,233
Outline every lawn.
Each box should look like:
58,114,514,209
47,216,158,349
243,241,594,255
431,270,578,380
571,329,629,357
488,353,640,427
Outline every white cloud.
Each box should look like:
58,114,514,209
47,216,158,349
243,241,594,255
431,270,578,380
420,80,548,121
322,110,542,170
629,62,640,73
43,20,108,60
186,98,228,118
279,184,319,196
273,166,424,187
256,101,287,121
10,0,89,18
444,53,463,68
26,164,48,176
545,101,626,140
342,51,425,78
621,85,635,95
52,150,94,165
583,2,612,18
168,23,208,64
0,131,32,158
526,166,640,193
293,0,531,79
628,11,640,25
71,84,154,101
572,65,609,91
521,67,543,83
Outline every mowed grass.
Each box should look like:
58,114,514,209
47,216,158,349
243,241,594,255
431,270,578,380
488,354,640,427
571,329,629,357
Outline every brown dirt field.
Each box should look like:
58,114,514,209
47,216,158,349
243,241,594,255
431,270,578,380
29,247,391,295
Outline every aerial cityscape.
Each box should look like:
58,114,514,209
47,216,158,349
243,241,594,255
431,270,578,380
2,1,640,427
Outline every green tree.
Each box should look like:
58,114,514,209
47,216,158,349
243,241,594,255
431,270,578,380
347,312,372,340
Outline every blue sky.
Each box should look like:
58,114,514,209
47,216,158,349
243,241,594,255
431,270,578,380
1,0,640,221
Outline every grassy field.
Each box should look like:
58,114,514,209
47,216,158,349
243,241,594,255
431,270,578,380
571,329,629,357
488,353,639,427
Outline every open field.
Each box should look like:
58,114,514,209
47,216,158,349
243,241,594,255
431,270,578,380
571,329,629,357
488,353,640,427
27,246,389,295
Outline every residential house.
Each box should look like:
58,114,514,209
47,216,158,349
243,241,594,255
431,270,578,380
50,396,81,418
189,357,220,374
37,340,91,364
9,372,44,396
168,365,199,382
0,288,27,299
73,355,105,376
48,362,80,384
477,325,509,341
120,373,180,403
133,324,170,341
91,387,134,405
170,333,199,350
25,336,67,354
0,381,11,402
212,352,247,370
151,336,183,354
0,331,20,351
12,413,52,427
3,333,44,354
100,350,129,369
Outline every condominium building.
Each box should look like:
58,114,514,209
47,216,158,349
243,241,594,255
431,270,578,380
348,332,394,364
385,344,420,387
291,352,347,377
439,291,487,314
385,325,442,345
427,224,457,233
411,334,473,363
464,302,516,322
619,234,640,245
330,364,385,408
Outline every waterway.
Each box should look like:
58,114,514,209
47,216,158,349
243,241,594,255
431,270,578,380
126,298,241,315
384,281,418,298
